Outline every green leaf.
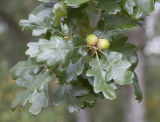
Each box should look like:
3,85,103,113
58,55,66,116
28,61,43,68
66,7,93,36
102,51,134,85
133,73,143,102
61,23,69,35
10,58,51,115
29,88,48,115
26,35,87,68
86,0,101,28
99,14,139,31
65,59,84,81
131,7,143,19
19,4,55,36
65,0,89,7
135,0,155,15
53,84,88,105
97,0,121,14
53,80,90,112
11,91,25,111
55,58,84,83
53,71,96,111
86,50,134,100
124,0,136,15
26,36,72,68
10,58,39,80
86,54,116,100
94,30,126,47
111,42,138,68
53,2,68,27
79,94,96,108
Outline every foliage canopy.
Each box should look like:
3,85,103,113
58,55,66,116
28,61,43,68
10,0,158,115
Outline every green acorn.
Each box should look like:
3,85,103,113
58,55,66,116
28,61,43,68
86,34,98,46
97,39,110,50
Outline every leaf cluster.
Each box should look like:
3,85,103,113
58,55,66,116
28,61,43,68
10,0,158,115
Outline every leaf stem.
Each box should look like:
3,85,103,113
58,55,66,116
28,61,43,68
50,28,65,37
29,24,66,37
98,24,113,39
95,51,105,82
98,50,112,66
23,65,45,71
42,45,89,51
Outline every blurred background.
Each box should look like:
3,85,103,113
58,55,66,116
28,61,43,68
0,0,160,122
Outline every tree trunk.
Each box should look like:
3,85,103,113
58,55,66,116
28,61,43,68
123,26,146,122
76,109,90,122
123,3,160,122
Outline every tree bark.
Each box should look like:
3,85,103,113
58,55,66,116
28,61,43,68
76,109,90,122
123,26,146,122
123,4,160,122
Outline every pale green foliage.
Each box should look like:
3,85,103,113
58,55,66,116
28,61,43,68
10,0,159,114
